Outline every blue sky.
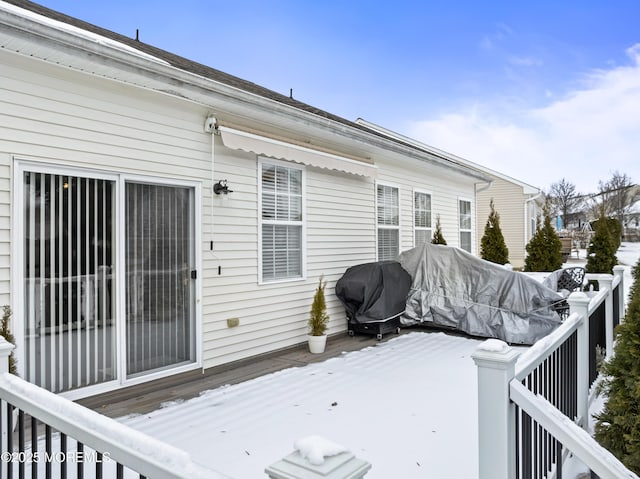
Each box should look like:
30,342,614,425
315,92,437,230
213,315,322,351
34,0,640,193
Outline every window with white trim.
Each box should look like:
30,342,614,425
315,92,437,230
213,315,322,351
459,198,472,252
259,160,304,282
414,191,432,246
377,184,399,260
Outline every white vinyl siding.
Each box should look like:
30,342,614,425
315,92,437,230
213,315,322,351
376,183,399,260
414,190,432,246
3,53,207,397
0,165,10,304
459,198,472,252
2,43,485,390
204,148,375,367
373,156,478,254
258,159,305,283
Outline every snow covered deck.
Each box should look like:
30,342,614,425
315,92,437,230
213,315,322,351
78,330,397,418
75,243,638,478
111,330,490,478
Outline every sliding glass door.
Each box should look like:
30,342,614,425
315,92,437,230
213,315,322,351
125,182,195,378
21,167,197,394
23,172,116,393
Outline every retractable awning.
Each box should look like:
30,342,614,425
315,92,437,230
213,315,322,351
218,125,377,178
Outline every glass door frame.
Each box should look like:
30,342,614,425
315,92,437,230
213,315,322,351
118,175,202,385
13,160,202,400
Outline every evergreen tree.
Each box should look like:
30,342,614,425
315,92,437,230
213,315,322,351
586,211,618,275
480,199,509,265
524,203,563,272
591,216,622,252
0,305,17,375
594,257,640,473
431,214,447,245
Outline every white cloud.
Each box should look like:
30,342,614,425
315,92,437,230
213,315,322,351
480,23,514,51
408,44,640,194
509,56,543,67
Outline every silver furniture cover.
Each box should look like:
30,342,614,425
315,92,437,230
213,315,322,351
399,243,563,345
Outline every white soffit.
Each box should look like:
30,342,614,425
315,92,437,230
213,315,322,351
218,126,378,178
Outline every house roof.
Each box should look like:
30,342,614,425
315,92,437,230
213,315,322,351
355,118,542,194
0,0,492,183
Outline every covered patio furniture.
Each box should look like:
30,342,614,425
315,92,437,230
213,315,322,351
543,266,586,320
399,243,563,345
335,261,412,340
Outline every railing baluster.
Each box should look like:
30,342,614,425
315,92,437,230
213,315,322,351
77,442,83,479
7,403,13,479
18,410,24,479
45,426,51,479
515,405,520,478
31,416,37,479
535,369,541,478
523,410,532,479
95,452,102,479
556,440,563,479
60,434,66,479
1,399,4,479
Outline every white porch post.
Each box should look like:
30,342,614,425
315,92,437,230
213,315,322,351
596,274,614,357
568,292,590,430
0,336,15,455
613,265,625,322
472,340,519,479
265,449,371,478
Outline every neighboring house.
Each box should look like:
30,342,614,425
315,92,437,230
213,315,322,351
475,171,543,269
0,0,492,398
624,199,640,240
355,119,544,269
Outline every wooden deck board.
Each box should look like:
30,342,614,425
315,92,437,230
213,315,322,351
78,329,408,418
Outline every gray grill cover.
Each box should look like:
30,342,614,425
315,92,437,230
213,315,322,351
399,243,563,345
335,261,412,323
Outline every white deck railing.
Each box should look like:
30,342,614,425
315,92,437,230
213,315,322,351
0,339,228,479
473,265,639,479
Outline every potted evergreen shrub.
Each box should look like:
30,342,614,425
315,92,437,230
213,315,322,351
308,276,329,354
1,305,19,431
0,305,17,375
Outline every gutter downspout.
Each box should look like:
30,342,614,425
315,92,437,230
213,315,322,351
475,180,493,255
524,191,543,250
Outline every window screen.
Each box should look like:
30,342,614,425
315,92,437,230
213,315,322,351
459,199,472,252
377,184,399,260
260,162,303,281
414,191,432,246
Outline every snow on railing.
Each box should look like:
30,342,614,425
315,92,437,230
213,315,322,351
472,266,638,479
0,338,228,479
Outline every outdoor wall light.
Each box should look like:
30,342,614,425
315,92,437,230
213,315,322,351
214,179,233,195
